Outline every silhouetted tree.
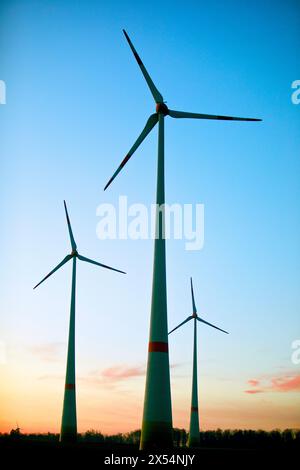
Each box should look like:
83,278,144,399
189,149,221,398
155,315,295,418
10,427,21,439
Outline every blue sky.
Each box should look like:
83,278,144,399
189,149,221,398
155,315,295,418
0,0,299,433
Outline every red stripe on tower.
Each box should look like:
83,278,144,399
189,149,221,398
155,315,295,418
65,384,75,390
148,341,168,353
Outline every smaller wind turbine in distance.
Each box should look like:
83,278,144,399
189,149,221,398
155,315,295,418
169,278,228,448
33,201,125,443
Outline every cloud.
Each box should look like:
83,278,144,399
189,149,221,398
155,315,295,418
76,364,146,390
244,374,300,394
27,342,65,362
88,363,181,385
248,379,260,387
271,375,300,392
101,365,145,382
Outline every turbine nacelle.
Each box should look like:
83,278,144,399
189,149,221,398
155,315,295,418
156,102,169,115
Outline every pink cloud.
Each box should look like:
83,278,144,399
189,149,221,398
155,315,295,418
271,375,300,392
101,366,145,382
92,363,180,385
78,365,147,389
248,379,260,387
244,374,300,394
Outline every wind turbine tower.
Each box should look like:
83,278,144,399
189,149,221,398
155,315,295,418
104,30,260,450
34,201,125,443
169,278,228,447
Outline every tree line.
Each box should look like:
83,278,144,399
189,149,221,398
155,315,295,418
2,427,299,449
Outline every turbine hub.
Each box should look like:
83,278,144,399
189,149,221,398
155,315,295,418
156,102,169,115
192,312,197,318
71,249,78,257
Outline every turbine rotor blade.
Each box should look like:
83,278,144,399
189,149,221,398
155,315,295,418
168,316,193,335
168,109,261,122
196,316,229,334
63,201,77,250
123,29,164,104
77,254,126,274
104,113,158,190
190,277,197,314
33,254,72,289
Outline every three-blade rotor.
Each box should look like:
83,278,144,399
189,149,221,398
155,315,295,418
168,278,229,335
33,201,125,289
104,30,261,191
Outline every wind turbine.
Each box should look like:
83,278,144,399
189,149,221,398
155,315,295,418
104,30,261,450
169,278,228,447
33,201,125,443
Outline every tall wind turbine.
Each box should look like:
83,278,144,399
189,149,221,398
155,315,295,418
34,201,125,443
169,278,228,447
104,30,261,450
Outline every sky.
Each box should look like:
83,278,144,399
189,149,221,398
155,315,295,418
0,0,300,434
